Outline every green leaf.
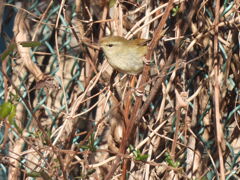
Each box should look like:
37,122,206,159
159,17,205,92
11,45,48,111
27,171,42,177
0,43,17,61
8,103,16,124
20,41,41,48
135,154,148,161
27,170,52,180
172,5,179,16
165,152,180,168
109,0,117,8
87,169,96,175
130,146,148,161
0,41,41,61
0,102,21,133
79,133,97,151
0,102,13,119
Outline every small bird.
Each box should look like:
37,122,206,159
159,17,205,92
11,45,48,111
100,36,148,75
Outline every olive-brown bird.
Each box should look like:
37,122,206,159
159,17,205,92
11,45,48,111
100,36,148,75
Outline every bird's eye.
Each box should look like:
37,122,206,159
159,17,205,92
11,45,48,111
107,44,113,47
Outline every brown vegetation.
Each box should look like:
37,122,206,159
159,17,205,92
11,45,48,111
0,0,240,179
